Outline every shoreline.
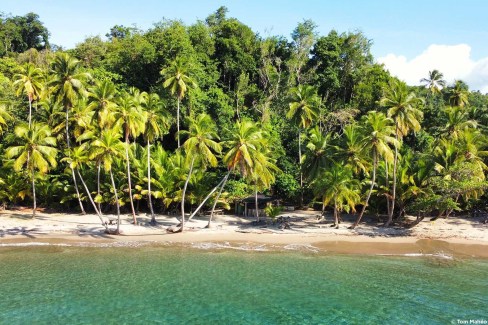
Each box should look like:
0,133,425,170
1,209,487,258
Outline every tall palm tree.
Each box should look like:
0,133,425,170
420,70,446,95
449,80,469,108
89,128,125,234
190,120,266,226
337,123,369,176
114,91,147,224
286,84,319,207
302,126,332,181
178,113,221,232
161,57,197,148
49,53,91,214
380,80,423,226
6,122,57,217
313,162,360,228
350,111,396,229
142,92,170,223
13,63,44,128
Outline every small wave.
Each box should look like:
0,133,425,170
377,252,453,260
191,242,269,251
283,244,320,253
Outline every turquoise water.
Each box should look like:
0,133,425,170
0,245,486,324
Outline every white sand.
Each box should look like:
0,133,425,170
1,209,487,257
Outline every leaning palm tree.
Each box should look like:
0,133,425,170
286,84,320,207
6,122,58,217
313,162,361,228
380,80,423,226
49,53,91,214
113,91,147,224
177,113,221,232
161,57,197,148
141,92,170,223
13,63,44,128
89,128,125,234
350,111,396,229
420,70,446,95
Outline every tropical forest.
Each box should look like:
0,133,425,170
1,7,488,232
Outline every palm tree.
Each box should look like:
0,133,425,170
380,80,423,226
6,122,58,217
350,111,396,229
86,79,117,129
49,53,91,214
89,128,125,234
302,126,332,181
286,84,319,207
13,63,44,128
441,106,477,140
114,91,147,224
449,80,469,108
161,57,197,148
178,113,221,232
142,92,170,223
313,163,360,228
337,123,369,176
420,70,446,95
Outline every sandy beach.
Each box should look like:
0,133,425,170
1,209,487,257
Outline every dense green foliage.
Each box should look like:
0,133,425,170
1,7,488,228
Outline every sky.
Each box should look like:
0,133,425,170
3,0,488,92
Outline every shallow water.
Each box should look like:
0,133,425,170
0,245,486,324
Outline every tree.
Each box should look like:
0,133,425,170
161,57,197,148
49,52,91,214
13,63,43,128
351,111,396,229
380,80,423,226
313,162,360,228
449,80,469,108
114,91,146,224
178,113,221,232
6,122,57,217
87,79,117,129
302,126,332,181
141,92,170,223
286,84,319,207
420,70,446,95
89,128,125,234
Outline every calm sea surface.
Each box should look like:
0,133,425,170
0,244,486,324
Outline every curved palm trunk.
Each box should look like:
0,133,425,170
65,106,85,214
207,170,231,228
351,152,377,229
188,173,228,222
76,169,107,230
147,140,156,223
386,129,399,227
180,156,195,232
124,133,137,224
109,168,121,234
176,97,181,148
31,166,36,217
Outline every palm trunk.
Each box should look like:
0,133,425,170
298,130,304,208
180,156,195,232
177,97,181,148
333,199,339,228
77,169,107,230
207,170,231,228
72,168,85,214
110,168,121,234
351,152,377,229
385,158,391,218
386,128,399,227
28,98,32,129
31,166,36,217
97,162,101,213
125,133,137,224
188,173,228,222
147,140,156,223
65,105,85,214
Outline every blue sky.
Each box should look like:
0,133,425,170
3,0,488,91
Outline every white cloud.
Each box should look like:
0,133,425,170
377,44,488,93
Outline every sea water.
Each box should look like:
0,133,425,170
0,244,486,324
